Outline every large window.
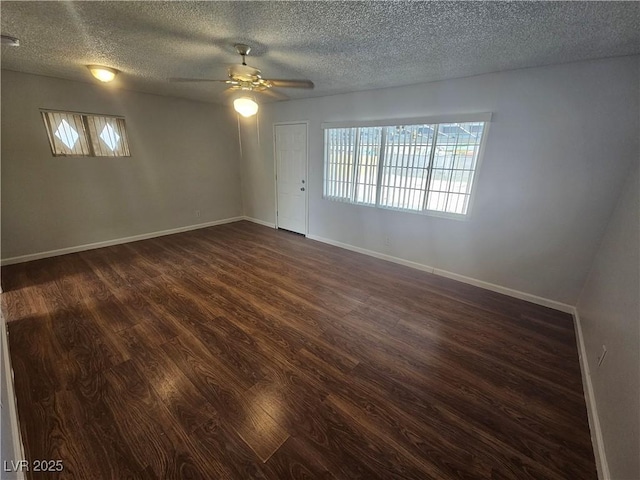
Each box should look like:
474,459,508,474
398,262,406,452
42,110,130,157
323,114,489,217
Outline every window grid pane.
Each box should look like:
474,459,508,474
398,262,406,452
427,122,484,215
42,112,91,156
354,127,381,205
87,115,130,157
324,128,356,201
380,125,434,211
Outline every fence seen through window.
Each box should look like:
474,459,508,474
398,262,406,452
323,119,487,216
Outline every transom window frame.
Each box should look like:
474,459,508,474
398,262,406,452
321,112,491,220
41,109,131,158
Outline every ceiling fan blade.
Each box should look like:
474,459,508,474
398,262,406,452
268,79,314,89
260,88,289,101
222,88,239,98
221,87,288,102
168,78,230,83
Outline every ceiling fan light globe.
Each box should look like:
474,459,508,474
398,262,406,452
233,97,258,117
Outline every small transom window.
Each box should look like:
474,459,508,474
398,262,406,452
41,110,130,157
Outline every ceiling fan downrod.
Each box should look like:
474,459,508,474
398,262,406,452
234,43,251,66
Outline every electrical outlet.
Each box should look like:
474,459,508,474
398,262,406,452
597,345,607,367
195,209,201,218
384,236,390,247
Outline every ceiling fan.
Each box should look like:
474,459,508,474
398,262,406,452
170,44,314,117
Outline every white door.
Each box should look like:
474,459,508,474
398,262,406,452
275,123,307,234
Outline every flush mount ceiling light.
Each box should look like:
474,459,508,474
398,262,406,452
233,96,259,117
87,65,118,83
1,34,20,46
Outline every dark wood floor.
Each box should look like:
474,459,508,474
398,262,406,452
2,221,596,479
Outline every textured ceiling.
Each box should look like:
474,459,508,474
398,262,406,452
1,1,639,104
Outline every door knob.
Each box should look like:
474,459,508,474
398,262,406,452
300,187,305,191
302,180,305,184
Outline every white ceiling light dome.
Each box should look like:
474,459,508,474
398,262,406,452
87,65,118,82
233,96,258,117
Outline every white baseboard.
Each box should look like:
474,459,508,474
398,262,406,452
432,268,574,313
306,234,574,314
573,309,610,480
307,234,435,274
1,312,26,480
242,216,276,228
1,216,244,266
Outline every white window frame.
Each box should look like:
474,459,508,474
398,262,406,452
322,113,491,219
41,109,131,158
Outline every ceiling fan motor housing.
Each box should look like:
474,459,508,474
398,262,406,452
229,64,262,82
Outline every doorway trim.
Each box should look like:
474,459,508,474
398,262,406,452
273,121,310,236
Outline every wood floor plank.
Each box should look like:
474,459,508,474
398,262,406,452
325,392,490,480
129,342,220,436
351,362,595,478
190,418,270,479
102,360,229,479
3,221,597,480
264,436,337,480
20,391,121,480
7,316,65,404
46,389,149,480
319,314,588,428
229,383,291,463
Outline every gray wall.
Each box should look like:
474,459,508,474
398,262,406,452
576,161,639,480
1,70,242,259
239,56,639,306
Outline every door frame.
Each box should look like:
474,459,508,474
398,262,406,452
273,121,309,236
